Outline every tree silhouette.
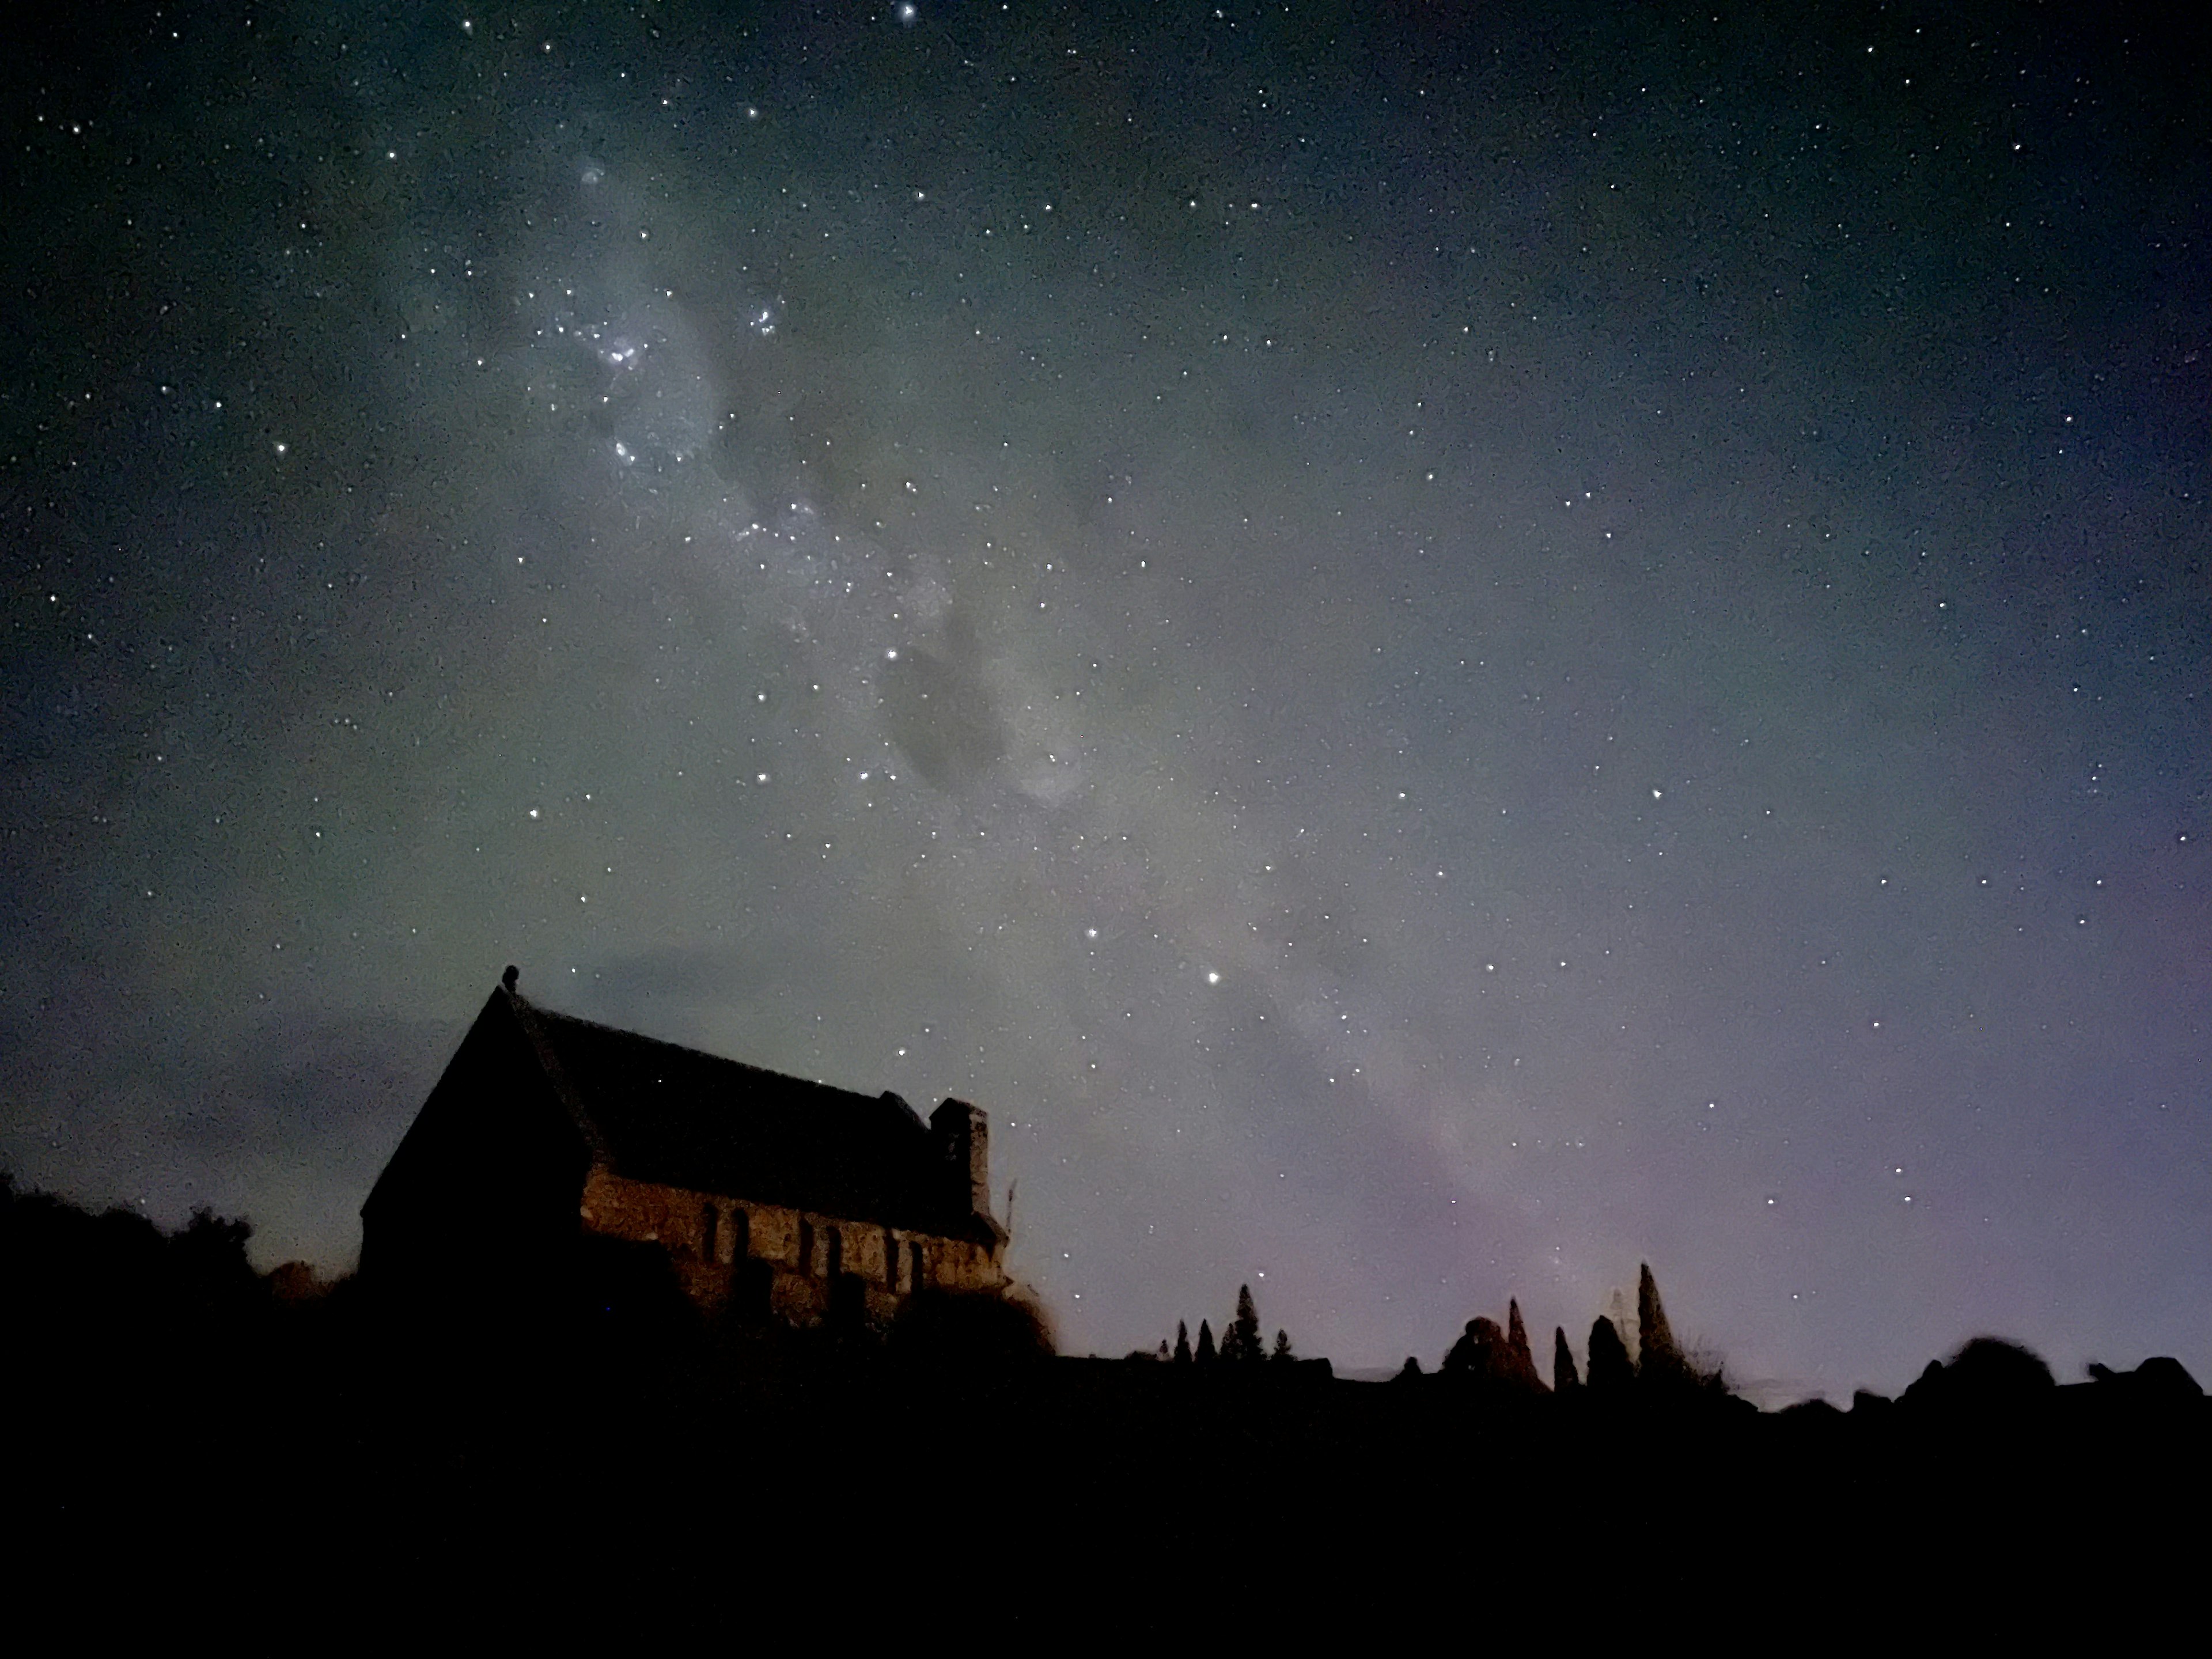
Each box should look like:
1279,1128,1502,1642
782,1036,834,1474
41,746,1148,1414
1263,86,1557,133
1442,1316,1502,1377
1903,1336,2057,1412
1637,1263,1688,1385
1587,1315,1634,1392
1505,1298,1545,1389
1554,1327,1581,1391
1173,1319,1192,1364
1271,1329,1294,1362
1222,1283,1264,1363
1195,1318,1217,1365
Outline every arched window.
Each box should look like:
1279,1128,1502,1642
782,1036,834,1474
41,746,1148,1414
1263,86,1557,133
730,1206,751,1261
884,1229,900,1288
826,1228,844,1279
909,1241,927,1293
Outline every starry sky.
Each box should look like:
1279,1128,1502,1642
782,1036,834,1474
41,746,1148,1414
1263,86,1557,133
3,1,2206,1401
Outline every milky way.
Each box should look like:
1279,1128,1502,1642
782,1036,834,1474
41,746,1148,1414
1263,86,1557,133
3,2,2205,1399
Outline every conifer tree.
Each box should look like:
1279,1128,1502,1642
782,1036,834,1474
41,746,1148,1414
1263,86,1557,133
1222,1283,1264,1363
1173,1320,1192,1364
1553,1326,1581,1391
1271,1329,1293,1362
1637,1262,1687,1384
1608,1287,1637,1365
1506,1298,1543,1388
1195,1319,1217,1364
1586,1315,1634,1392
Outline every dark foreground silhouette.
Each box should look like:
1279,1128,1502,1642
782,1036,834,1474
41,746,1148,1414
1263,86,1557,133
3,1175,2203,1631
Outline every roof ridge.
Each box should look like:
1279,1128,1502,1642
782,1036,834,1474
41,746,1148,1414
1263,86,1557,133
496,985,994,1243
528,1003,884,1104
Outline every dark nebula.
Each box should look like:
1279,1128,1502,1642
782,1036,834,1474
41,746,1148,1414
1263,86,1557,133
2,1,2205,1399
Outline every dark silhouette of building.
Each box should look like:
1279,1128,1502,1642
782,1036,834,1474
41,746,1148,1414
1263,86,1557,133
361,968,1008,1329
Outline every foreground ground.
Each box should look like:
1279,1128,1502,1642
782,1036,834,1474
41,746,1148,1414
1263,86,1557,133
3,1183,2201,1631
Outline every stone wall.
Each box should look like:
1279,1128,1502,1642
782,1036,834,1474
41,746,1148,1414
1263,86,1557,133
578,1168,1004,1329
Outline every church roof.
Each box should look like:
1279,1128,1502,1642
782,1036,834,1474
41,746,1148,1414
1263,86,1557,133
509,993,1002,1245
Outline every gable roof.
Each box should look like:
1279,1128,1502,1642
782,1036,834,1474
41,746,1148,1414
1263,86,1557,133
506,991,1003,1245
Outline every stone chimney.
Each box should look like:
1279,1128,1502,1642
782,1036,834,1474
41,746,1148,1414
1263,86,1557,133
930,1097,991,1218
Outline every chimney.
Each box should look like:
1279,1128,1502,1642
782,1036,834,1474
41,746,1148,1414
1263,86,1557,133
930,1098,991,1219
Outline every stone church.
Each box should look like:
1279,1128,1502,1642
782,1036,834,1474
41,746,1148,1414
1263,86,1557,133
361,968,1009,1327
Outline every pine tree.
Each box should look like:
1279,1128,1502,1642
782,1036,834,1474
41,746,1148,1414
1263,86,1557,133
1173,1320,1192,1364
1222,1283,1264,1363
1195,1319,1217,1364
1586,1315,1634,1392
1553,1326,1581,1391
1271,1329,1293,1362
1157,1339,1171,1361
1637,1262,1687,1385
1506,1298,1543,1388
1608,1287,1638,1365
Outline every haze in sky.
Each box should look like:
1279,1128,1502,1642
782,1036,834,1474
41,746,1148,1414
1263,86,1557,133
3,0,2205,1400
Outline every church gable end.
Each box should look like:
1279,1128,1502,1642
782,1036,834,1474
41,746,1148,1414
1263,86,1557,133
360,986,594,1287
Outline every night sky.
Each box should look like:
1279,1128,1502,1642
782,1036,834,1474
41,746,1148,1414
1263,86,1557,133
4,1,2206,1402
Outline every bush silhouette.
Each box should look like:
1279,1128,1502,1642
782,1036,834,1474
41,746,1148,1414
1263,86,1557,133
1902,1336,2056,1414
888,1288,1055,1368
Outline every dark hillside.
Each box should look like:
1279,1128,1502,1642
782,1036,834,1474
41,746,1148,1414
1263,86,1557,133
3,1175,2202,1631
